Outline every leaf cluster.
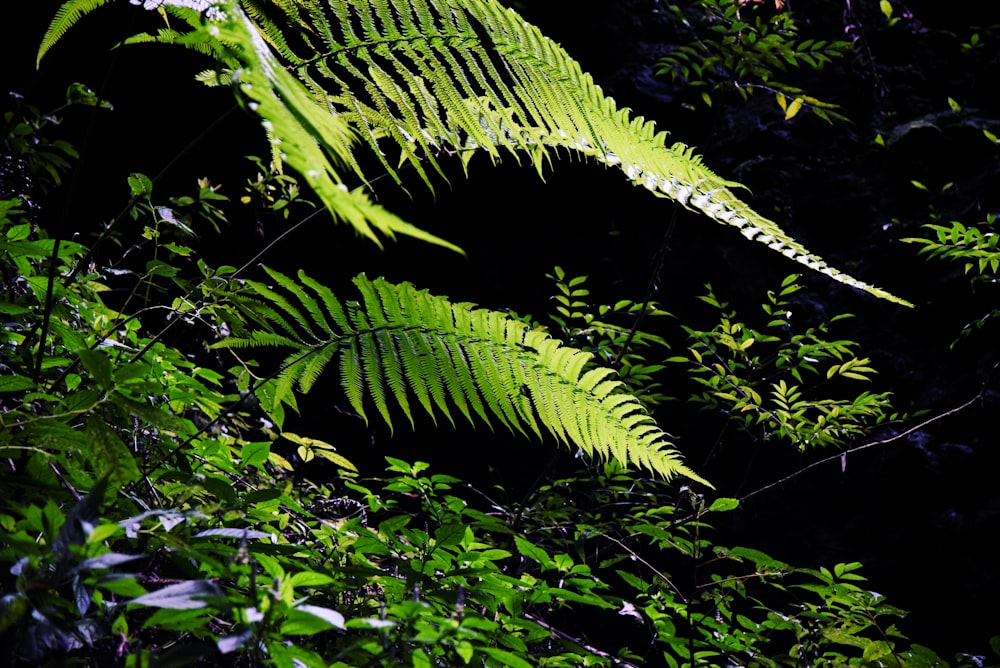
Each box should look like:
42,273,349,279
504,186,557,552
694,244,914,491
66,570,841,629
0,446,963,667
1,105,968,663
667,275,900,450
656,0,851,123
904,214,1000,279
544,266,672,409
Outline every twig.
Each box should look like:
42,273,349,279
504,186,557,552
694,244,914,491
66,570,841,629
523,612,637,666
739,360,999,504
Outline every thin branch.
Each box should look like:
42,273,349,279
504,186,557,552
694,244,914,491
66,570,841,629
601,534,687,605
739,360,999,504
523,612,638,667
612,206,677,368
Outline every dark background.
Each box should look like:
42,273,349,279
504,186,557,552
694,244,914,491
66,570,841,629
5,0,999,659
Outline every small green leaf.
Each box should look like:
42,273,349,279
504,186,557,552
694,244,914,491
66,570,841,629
280,604,345,635
240,441,271,469
478,647,534,668
455,640,474,664
863,640,894,661
201,475,238,504
127,173,153,199
289,571,336,588
434,523,466,548
515,536,554,569
86,416,141,487
708,497,739,513
784,97,804,120
78,349,114,390
0,375,35,393
65,82,112,109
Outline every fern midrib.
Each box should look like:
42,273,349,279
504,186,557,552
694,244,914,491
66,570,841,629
292,31,477,69
305,322,545,358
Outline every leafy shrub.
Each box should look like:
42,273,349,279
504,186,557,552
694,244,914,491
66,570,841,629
667,275,900,451
655,0,851,122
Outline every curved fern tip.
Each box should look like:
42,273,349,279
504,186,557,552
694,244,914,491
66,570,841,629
38,0,116,69
678,466,714,489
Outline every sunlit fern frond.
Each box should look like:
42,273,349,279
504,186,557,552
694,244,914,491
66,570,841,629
40,0,910,304
37,0,117,67
214,267,710,485
228,0,909,305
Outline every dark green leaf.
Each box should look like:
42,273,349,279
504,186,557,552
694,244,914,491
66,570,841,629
130,580,223,610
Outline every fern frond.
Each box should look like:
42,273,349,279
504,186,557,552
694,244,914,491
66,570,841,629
189,2,465,251
37,0,117,67
49,0,907,304
223,0,909,304
214,268,709,485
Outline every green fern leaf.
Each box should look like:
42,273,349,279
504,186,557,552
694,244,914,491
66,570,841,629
37,0,116,67
270,0,908,302
215,268,711,485
49,0,908,304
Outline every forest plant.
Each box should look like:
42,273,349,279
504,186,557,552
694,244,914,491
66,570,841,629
1,136,956,662
904,212,1000,342
655,0,851,122
24,0,919,488
544,266,673,408
899,119,1000,344
0,179,972,664
667,275,900,451
209,266,705,482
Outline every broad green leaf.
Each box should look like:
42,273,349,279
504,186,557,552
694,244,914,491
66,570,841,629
514,536,554,569
0,375,35,393
289,571,336,588
127,172,153,199
281,604,345,634
434,523,467,548
708,497,739,513
240,441,271,469
86,416,141,487
129,580,223,610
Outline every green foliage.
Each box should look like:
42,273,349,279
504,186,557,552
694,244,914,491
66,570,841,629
0,164,979,666
0,445,956,666
667,275,900,450
902,116,1000,340
545,266,673,408
2,88,103,192
903,212,1000,343
904,214,1000,279
2,1,993,666
656,0,851,123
